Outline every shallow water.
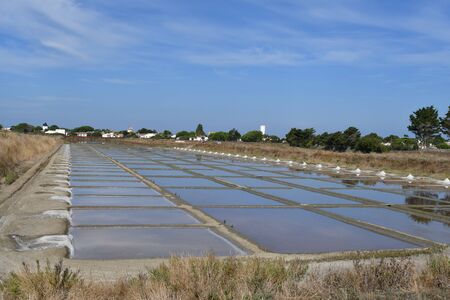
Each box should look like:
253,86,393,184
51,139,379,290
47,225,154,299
70,227,245,259
202,208,418,253
71,195,175,207
70,180,146,187
168,188,284,206
71,208,199,225
262,188,360,204
148,177,223,187
322,207,450,244
71,187,160,196
331,189,440,205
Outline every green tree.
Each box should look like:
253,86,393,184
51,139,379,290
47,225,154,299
72,126,94,132
342,126,361,150
265,135,281,143
390,137,419,151
195,124,205,137
355,133,386,153
383,135,400,143
408,106,441,147
441,106,450,138
324,131,347,152
49,124,59,130
227,128,241,141
153,130,172,139
0,124,4,130
176,131,195,140
11,123,35,133
137,128,157,134
241,130,263,142
209,131,229,141
285,128,315,148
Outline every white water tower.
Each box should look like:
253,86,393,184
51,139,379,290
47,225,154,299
260,125,266,135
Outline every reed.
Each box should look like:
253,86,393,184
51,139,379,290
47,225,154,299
1,254,448,299
0,132,61,184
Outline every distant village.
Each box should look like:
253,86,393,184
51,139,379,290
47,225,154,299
1,122,269,142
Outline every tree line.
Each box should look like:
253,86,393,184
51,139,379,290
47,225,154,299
2,106,448,153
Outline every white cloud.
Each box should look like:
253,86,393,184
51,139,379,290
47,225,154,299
185,48,303,66
0,0,135,69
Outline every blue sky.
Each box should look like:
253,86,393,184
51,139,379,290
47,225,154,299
0,0,449,136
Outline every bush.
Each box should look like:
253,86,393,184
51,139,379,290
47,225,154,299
391,138,419,151
228,128,241,141
241,130,263,142
176,131,195,140
436,142,450,149
285,128,315,148
355,133,387,153
209,131,229,141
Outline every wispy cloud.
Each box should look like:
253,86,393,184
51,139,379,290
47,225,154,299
0,0,135,70
1,0,450,71
185,48,303,66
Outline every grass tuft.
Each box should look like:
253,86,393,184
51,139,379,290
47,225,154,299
1,255,449,299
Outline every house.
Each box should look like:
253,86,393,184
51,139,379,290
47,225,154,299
42,122,48,132
76,132,88,137
102,132,124,138
138,133,157,139
127,126,134,133
45,129,67,136
190,136,208,142
1,127,11,131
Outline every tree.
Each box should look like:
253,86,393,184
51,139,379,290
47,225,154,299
441,106,450,138
383,135,399,143
285,128,315,148
324,131,346,152
355,133,386,153
408,106,441,147
11,123,34,133
342,126,361,150
195,124,205,137
72,126,94,132
0,124,3,130
209,131,229,141
176,131,195,140
49,124,59,130
137,128,156,134
265,135,281,143
227,128,241,141
241,130,263,142
390,137,418,151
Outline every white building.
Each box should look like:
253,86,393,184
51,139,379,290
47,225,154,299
42,123,49,132
45,129,67,136
127,126,134,133
102,132,123,138
76,132,88,137
260,125,266,135
190,136,208,142
138,133,157,139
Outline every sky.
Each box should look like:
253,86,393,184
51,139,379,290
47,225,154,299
0,0,449,137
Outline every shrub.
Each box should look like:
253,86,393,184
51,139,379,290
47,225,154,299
355,133,387,153
285,128,315,148
209,131,229,141
391,138,419,151
241,130,263,142
228,128,241,141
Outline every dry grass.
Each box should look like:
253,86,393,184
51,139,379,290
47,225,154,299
1,254,449,299
112,139,450,179
0,132,61,185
